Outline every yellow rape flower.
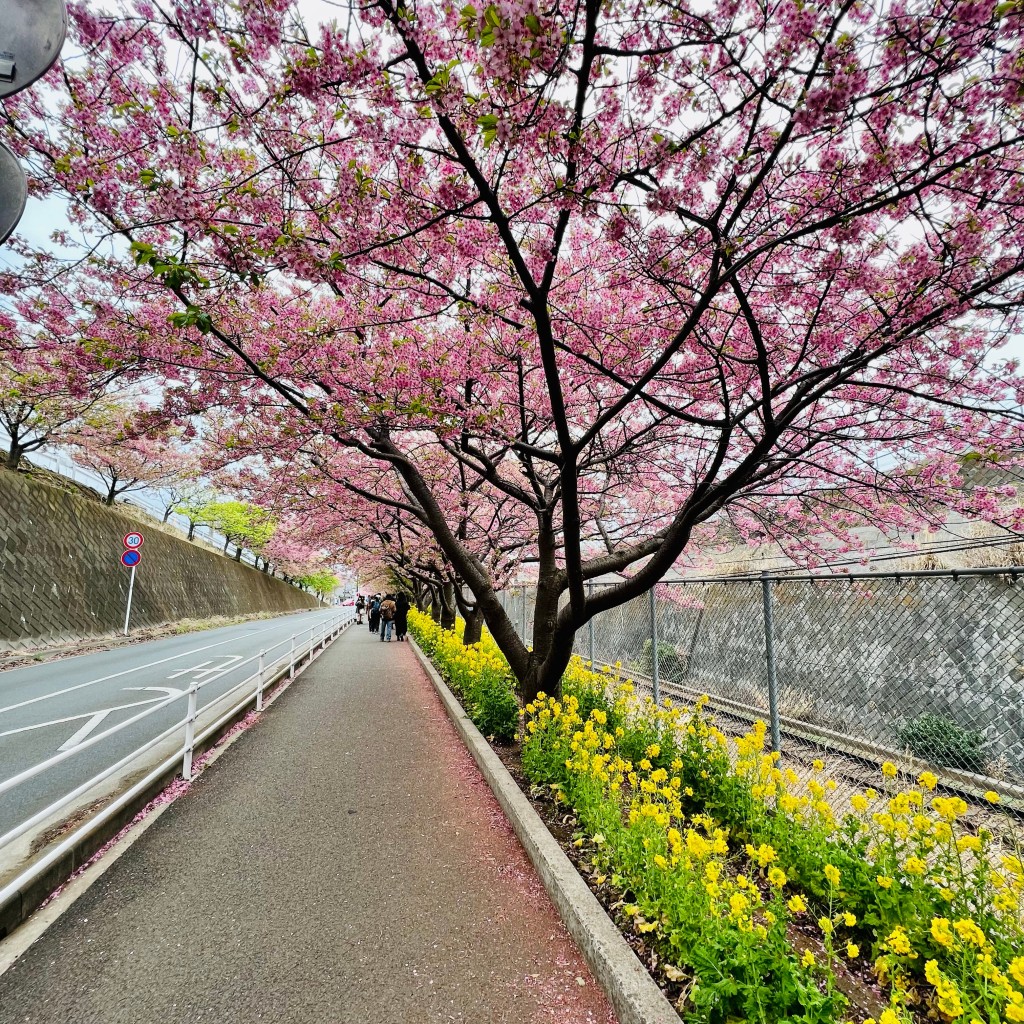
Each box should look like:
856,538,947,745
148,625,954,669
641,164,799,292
952,919,987,947
842,912,857,927
788,894,807,913
847,942,861,958
884,926,913,956
877,875,894,890
801,950,816,968
985,790,1001,804
881,761,899,778
918,771,938,791
824,864,841,887
1009,958,1024,987
768,866,787,888
931,917,955,949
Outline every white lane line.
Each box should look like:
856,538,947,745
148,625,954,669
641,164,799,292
59,712,114,752
0,615,330,717
0,695,178,741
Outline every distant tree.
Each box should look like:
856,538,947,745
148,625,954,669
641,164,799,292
178,493,219,542
205,500,275,561
65,403,188,505
0,328,128,472
298,570,340,602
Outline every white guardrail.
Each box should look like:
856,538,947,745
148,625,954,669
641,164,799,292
0,612,353,916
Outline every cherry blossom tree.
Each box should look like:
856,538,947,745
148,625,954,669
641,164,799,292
7,0,1024,698
65,401,192,505
0,282,135,471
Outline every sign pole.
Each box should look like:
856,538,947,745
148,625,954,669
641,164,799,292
124,565,137,635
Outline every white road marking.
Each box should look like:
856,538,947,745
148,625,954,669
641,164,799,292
0,691,186,746
0,614,329,717
167,660,214,679
59,712,115,752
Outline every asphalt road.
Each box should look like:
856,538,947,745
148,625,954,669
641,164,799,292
0,609,346,846
0,630,616,1024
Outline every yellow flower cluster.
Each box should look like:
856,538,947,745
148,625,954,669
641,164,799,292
516,650,1024,1024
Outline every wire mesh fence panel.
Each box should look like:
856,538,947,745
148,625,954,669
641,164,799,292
501,570,1024,799
765,575,1024,787
655,582,770,713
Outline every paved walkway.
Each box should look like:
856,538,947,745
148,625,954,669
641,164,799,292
0,627,617,1024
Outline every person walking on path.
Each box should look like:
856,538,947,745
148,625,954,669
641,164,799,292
394,592,410,641
355,594,365,625
379,593,397,641
368,594,381,633
0,629,617,1024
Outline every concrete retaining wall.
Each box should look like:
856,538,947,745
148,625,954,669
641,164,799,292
0,471,316,649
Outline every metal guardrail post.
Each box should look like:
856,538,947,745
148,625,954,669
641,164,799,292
588,581,595,667
182,680,199,780
760,572,782,754
289,634,296,678
255,649,266,712
649,587,660,704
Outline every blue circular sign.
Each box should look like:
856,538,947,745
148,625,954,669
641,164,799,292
121,549,141,567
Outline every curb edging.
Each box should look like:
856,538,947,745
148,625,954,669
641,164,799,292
409,639,680,1024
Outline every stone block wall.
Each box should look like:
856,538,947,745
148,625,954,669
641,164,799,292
0,471,316,650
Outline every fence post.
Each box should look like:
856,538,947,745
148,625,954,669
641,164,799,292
289,634,296,679
760,572,782,754
649,587,660,705
255,649,265,712
182,680,199,781
587,581,595,667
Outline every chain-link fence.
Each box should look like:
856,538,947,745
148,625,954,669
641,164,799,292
499,568,1024,804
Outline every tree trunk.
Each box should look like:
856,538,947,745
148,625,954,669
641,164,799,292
104,491,116,506
223,537,230,553
520,641,575,705
413,581,430,612
188,521,196,541
429,585,442,623
440,581,457,631
452,584,481,646
234,546,243,561
3,443,23,471
162,508,172,523
463,607,483,646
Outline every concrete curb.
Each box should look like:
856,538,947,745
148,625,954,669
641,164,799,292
409,639,680,1024
0,616,355,941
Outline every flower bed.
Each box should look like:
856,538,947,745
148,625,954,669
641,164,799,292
408,610,519,742
411,611,1024,1024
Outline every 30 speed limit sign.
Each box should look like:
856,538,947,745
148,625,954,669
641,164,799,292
123,532,144,549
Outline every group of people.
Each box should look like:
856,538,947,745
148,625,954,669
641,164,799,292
355,592,410,642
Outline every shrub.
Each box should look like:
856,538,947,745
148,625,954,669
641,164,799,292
640,639,686,682
896,713,986,774
471,673,520,743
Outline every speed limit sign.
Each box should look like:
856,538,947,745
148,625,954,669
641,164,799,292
123,532,144,549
